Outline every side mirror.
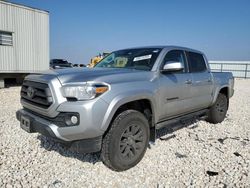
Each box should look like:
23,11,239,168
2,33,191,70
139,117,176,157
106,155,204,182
161,61,184,72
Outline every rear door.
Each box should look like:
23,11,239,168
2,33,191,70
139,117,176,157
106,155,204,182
186,51,213,110
158,50,194,120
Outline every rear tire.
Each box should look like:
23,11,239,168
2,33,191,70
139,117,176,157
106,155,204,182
206,93,228,124
101,110,149,171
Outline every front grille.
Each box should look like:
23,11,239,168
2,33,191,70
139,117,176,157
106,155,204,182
21,80,53,109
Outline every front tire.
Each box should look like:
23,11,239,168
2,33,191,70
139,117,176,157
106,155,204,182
206,93,228,124
101,110,149,171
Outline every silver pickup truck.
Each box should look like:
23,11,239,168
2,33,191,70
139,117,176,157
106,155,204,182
16,46,234,171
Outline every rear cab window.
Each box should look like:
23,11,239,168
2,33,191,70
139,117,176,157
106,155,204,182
186,51,207,73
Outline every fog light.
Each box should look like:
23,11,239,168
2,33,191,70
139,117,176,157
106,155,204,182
71,116,78,124
65,113,79,126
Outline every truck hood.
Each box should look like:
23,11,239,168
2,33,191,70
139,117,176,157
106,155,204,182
37,67,155,85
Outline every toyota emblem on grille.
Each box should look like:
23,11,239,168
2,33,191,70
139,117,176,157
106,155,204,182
27,87,36,98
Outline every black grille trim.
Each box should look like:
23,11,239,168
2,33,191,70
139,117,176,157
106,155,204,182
23,108,79,127
21,80,53,109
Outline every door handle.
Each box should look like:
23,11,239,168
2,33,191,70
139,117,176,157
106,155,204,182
185,79,192,84
207,78,212,83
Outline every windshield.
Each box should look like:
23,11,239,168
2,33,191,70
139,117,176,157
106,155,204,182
94,48,162,71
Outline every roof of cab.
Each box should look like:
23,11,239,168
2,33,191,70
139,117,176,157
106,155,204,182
118,45,204,54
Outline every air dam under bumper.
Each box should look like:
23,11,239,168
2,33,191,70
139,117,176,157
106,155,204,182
16,109,102,153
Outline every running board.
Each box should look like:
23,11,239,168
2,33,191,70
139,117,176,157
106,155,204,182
155,109,208,131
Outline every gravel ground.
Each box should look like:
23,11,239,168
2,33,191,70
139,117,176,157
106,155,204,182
0,79,249,188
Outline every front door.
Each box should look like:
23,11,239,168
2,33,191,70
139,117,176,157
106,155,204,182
158,50,194,121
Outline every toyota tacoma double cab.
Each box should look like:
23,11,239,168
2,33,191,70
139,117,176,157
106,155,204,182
16,46,234,171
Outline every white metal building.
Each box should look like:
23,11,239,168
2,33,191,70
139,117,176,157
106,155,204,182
0,1,49,87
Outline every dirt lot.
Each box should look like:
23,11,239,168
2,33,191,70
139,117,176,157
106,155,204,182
0,79,249,187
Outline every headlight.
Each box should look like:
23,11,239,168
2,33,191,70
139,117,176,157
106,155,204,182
61,83,109,100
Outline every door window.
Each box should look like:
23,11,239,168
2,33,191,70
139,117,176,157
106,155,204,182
162,50,187,73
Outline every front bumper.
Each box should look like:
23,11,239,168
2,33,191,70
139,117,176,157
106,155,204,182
19,96,108,140
16,109,103,153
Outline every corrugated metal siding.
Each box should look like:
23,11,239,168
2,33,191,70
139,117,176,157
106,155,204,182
0,1,49,73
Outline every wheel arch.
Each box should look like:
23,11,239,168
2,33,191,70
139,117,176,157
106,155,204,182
100,92,157,133
212,86,230,108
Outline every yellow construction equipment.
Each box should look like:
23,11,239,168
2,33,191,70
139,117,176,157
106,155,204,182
88,52,110,68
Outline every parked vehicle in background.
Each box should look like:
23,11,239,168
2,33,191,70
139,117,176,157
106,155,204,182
79,64,86,67
16,46,234,171
50,59,72,69
73,64,86,67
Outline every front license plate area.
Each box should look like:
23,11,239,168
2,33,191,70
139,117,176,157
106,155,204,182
20,116,31,133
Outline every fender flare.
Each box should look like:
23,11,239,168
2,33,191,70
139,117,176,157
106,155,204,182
100,90,157,131
212,84,230,105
